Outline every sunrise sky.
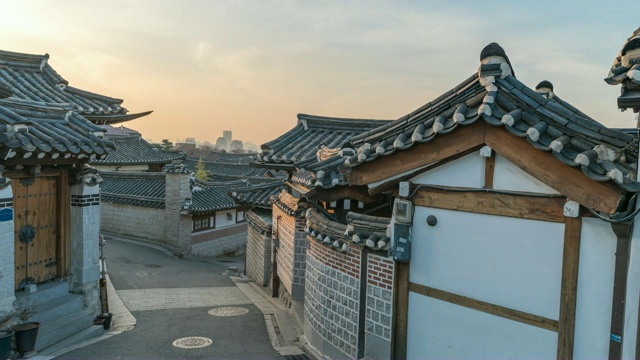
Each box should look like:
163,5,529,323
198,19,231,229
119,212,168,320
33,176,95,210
0,1,637,146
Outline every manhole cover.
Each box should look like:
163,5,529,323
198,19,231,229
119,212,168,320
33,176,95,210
110,325,135,332
172,337,213,349
208,307,249,316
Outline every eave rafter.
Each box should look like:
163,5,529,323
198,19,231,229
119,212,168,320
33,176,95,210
346,121,627,215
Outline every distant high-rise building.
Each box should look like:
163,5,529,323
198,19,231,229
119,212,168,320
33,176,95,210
223,130,232,149
230,140,243,151
215,137,228,150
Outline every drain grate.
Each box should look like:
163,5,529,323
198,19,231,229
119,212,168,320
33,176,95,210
208,307,249,317
172,337,213,349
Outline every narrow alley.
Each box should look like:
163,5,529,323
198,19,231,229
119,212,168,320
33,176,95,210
52,235,306,360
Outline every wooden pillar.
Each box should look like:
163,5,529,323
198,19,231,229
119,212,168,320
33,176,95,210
609,223,632,360
391,261,410,360
557,215,582,360
483,150,496,189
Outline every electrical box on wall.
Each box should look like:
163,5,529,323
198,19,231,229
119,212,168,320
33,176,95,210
393,223,412,262
393,198,413,223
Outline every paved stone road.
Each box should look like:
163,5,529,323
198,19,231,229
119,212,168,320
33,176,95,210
117,287,251,311
55,237,283,360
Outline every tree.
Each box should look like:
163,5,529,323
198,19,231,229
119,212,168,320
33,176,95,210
194,156,210,181
161,139,174,150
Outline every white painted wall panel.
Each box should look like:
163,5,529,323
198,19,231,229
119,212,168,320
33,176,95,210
411,206,564,319
623,227,640,359
215,210,236,228
574,218,616,359
406,293,558,359
410,153,484,188
493,154,560,194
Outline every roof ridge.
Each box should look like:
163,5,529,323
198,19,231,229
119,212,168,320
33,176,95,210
100,171,166,180
65,86,124,105
0,49,48,64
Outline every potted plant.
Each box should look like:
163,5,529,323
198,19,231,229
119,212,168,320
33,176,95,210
11,297,40,356
0,328,13,360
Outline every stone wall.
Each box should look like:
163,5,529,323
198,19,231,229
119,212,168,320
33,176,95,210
246,225,272,287
101,203,165,242
164,172,192,255
191,223,248,257
305,239,362,359
274,206,295,298
365,254,394,360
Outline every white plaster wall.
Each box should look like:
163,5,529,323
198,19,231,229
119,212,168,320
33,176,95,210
493,154,560,194
406,293,558,359
410,152,484,188
624,112,640,359
573,217,616,359
237,210,245,221
623,218,640,359
215,210,236,228
411,206,564,319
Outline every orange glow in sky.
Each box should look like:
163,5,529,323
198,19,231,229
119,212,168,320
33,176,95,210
0,1,637,146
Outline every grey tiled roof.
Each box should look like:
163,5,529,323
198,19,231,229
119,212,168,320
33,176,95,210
100,171,165,208
231,180,287,209
605,27,640,110
292,155,350,190
340,44,639,192
245,209,272,235
0,50,151,124
257,114,392,167
190,180,245,213
0,100,115,161
184,157,269,179
91,135,186,165
305,208,390,252
271,190,302,215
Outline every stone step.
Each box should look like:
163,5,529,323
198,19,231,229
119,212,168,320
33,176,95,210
16,280,70,305
35,309,96,351
39,321,105,356
31,294,82,324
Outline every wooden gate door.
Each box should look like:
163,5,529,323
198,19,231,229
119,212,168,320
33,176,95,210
14,175,59,289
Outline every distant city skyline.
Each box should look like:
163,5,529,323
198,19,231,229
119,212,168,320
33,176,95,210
1,1,638,146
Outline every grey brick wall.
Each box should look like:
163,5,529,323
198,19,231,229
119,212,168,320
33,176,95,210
305,255,360,359
101,203,165,242
69,182,101,289
293,217,307,287
365,254,394,342
246,226,271,287
274,207,295,297
365,284,393,341
164,172,192,255
191,225,248,257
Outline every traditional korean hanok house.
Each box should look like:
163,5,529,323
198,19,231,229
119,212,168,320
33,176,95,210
100,162,258,257
332,42,640,359
183,156,269,181
253,114,391,307
186,178,253,257
231,181,287,286
0,49,150,351
91,125,186,172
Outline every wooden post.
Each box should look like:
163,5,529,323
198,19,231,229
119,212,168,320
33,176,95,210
391,261,410,360
483,152,496,189
557,215,582,360
609,223,632,360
